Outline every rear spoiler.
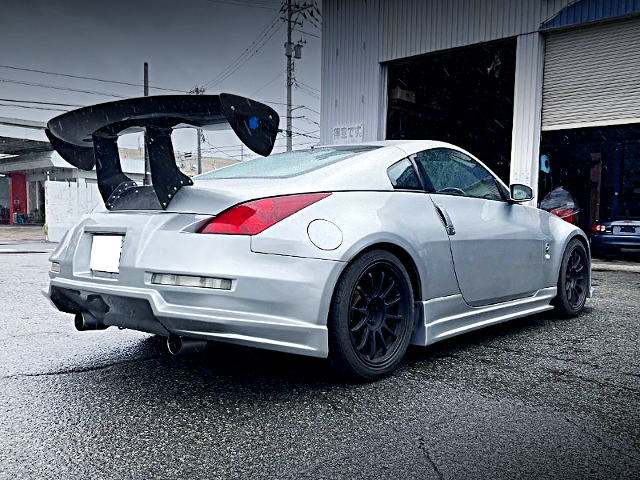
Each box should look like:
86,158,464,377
45,94,279,210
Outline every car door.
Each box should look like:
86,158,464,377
414,148,545,306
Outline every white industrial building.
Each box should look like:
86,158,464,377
320,0,640,233
0,143,145,241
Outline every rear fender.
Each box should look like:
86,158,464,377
250,191,460,301
539,211,591,291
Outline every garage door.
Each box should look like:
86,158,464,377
542,17,640,131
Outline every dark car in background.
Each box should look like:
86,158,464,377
591,204,640,258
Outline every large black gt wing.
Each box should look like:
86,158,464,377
45,94,279,210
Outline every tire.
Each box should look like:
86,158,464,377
553,238,589,318
327,249,415,380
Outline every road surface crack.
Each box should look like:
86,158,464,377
2,355,166,379
565,417,640,462
2,331,67,339
417,434,444,479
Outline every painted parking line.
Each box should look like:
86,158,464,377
0,249,17,253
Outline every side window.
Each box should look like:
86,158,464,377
387,158,422,190
415,148,503,201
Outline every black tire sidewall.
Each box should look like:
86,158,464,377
556,238,588,317
328,250,415,380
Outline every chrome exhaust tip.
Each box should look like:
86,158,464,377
74,312,109,331
166,333,208,355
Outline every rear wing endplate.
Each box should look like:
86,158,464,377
45,94,279,210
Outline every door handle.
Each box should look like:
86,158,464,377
433,201,455,235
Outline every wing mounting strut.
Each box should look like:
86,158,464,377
45,94,279,210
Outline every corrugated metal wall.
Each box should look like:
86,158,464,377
380,0,568,62
320,0,571,144
542,16,640,130
320,0,386,144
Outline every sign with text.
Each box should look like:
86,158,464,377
333,123,364,144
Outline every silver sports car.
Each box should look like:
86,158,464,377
45,95,592,379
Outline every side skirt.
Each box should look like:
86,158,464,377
410,287,557,346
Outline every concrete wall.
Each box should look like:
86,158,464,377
510,32,545,203
45,180,101,242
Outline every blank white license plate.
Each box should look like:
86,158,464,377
90,235,124,273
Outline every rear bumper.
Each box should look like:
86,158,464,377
591,234,640,252
47,269,335,357
47,217,346,358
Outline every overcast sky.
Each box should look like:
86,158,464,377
0,0,321,160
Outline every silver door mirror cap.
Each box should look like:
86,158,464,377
510,184,534,203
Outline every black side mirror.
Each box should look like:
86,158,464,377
510,184,534,203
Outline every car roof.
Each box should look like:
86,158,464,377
194,139,508,198
317,139,451,150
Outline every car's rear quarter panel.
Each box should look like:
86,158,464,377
251,190,460,301
525,207,592,289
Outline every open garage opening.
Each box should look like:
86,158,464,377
386,38,517,183
540,124,640,237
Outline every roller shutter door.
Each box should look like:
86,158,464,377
542,17,640,131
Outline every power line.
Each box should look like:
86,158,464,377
298,115,320,126
202,4,285,89
203,18,282,89
293,79,319,92
205,21,285,90
295,82,320,97
0,78,127,98
0,64,185,93
203,138,242,159
255,99,319,116
250,69,286,97
305,17,321,29
0,98,84,107
199,0,283,10
294,81,320,99
278,129,318,139
272,139,319,148
291,104,319,115
292,125,319,135
293,28,320,39
0,102,68,112
303,12,321,29
258,99,297,106
291,132,319,139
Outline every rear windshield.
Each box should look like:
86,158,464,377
605,203,640,221
196,146,381,179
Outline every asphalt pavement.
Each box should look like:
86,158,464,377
0,250,639,479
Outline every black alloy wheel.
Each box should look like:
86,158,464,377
328,250,414,379
554,238,589,318
349,264,409,366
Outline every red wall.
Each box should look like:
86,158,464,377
8,173,27,224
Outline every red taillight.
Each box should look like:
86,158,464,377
198,193,332,235
591,223,606,233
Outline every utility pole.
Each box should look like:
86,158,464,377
197,128,202,175
286,0,293,152
143,62,151,185
283,1,309,152
189,86,206,174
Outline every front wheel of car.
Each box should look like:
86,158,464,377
553,238,589,318
327,249,415,380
